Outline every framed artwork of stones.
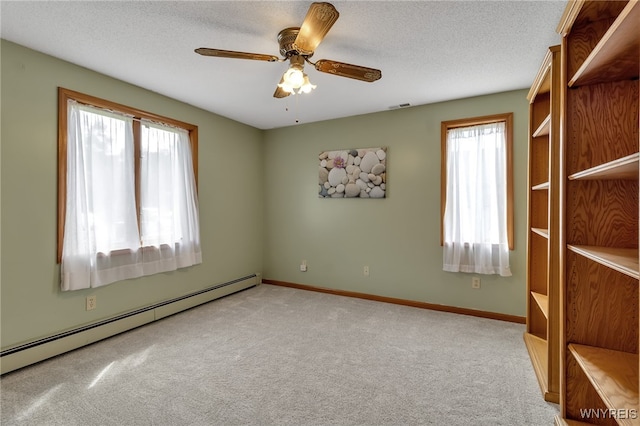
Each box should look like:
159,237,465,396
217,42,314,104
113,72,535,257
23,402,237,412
318,147,386,198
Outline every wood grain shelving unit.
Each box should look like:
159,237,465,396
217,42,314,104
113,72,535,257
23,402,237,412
568,153,639,181
555,418,594,426
524,44,562,404
569,345,639,418
555,1,640,424
532,227,550,239
567,246,639,280
532,292,550,319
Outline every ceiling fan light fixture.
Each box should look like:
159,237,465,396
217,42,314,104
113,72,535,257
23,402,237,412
278,56,315,95
277,81,295,94
299,74,316,94
277,72,297,93
281,66,305,88
278,70,316,95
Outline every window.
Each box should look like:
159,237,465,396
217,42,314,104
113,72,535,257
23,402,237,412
58,88,201,291
440,113,513,277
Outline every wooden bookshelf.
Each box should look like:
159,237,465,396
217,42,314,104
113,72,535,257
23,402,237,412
555,418,595,426
569,344,639,421
567,246,639,280
567,1,640,87
568,153,639,182
532,228,550,239
533,182,551,191
524,332,551,398
533,114,552,138
525,44,562,404
532,292,549,319
555,1,639,424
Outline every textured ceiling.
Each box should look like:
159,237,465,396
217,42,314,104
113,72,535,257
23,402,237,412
1,1,567,129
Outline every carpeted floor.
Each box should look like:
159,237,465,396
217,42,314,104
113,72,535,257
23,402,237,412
1,284,559,425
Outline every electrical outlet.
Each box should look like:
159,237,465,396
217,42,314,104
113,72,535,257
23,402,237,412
472,277,481,289
363,265,370,277
300,260,307,272
86,295,97,311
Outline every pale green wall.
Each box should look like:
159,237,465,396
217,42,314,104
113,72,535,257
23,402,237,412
1,41,264,349
262,90,529,317
1,39,529,351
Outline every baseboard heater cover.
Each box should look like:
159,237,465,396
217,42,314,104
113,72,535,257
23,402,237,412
1,274,259,375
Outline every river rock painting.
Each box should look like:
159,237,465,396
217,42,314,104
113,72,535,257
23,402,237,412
318,147,387,198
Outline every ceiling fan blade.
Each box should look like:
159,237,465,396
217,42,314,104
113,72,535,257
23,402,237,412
294,2,339,55
273,85,292,98
314,60,382,82
195,48,279,62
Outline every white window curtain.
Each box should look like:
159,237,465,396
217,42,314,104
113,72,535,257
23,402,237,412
139,120,202,274
62,102,141,291
443,121,512,277
61,101,201,291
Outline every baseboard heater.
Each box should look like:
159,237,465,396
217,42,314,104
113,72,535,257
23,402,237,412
1,274,260,375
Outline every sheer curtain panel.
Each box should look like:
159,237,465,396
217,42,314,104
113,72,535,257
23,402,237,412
139,121,202,274
61,102,141,290
443,121,512,277
61,102,201,291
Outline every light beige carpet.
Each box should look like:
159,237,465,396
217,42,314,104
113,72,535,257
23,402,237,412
1,284,558,425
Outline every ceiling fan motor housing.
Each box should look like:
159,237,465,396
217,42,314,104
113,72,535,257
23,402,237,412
278,27,311,58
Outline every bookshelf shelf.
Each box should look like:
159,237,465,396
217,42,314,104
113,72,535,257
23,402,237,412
568,1,640,88
569,344,638,426
533,114,551,138
532,292,549,319
568,153,639,181
568,245,639,280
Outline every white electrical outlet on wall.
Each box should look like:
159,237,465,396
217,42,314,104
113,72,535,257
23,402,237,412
471,277,481,289
86,295,97,310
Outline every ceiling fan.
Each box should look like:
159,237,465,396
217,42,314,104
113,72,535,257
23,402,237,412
195,2,382,98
